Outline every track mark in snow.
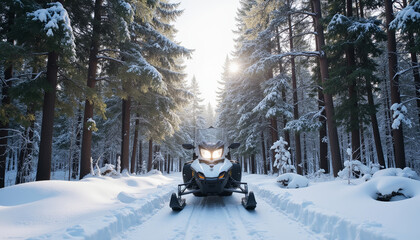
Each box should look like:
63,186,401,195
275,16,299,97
118,193,326,240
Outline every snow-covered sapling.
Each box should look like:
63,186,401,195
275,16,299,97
271,137,295,174
338,148,370,184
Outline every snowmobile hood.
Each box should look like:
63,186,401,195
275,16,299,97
190,159,233,178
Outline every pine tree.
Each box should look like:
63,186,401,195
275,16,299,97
385,0,406,168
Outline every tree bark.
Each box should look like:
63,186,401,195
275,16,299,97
167,154,170,174
137,140,143,173
250,154,256,174
311,4,329,174
345,0,361,161
275,27,290,173
287,1,302,174
401,0,420,126
131,114,139,174
72,108,82,179
147,138,153,172
80,0,103,178
121,97,131,172
312,0,343,176
36,51,58,181
366,80,386,167
385,0,406,168
261,131,268,174
318,86,329,173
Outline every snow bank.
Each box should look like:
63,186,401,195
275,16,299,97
276,173,309,188
372,167,420,180
0,174,177,239
247,174,420,240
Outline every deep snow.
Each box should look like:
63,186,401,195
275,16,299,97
0,171,419,239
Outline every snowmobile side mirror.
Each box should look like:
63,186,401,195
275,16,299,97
182,144,194,150
228,143,240,149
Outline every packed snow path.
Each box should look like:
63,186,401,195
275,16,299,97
115,191,325,240
2,171,418,239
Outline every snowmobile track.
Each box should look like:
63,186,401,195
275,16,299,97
117,193,326,240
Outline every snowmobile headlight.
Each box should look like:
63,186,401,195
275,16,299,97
218,172,226,179
213,148,223,159
200,149,212,159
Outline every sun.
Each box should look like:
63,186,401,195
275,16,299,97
229,62,240,73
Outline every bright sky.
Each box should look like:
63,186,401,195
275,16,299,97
172,0,241,108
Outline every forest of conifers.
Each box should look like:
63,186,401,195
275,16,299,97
1,0,419,188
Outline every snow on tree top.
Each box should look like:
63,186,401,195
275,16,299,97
390,0,420,30
28,2,75,53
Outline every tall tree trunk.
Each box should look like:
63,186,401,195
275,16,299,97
366,80,386,167
383,78,393,167
36,51,58,181
121,97,131,172
402,0,420,126
346,0,361,161
275,27,290,173
0,8,15,188
269,117,279,173
261,131,268,174
147,138,153,172
166,154,171,174
318,86,329,173
138,140,143,173
72,108,82,179
80,0,103,178
312,8,329,174
243,155,248,173
312,0,343,176
385,0,406,168
250,154,256,174
131,114,139,174
287,2,302,174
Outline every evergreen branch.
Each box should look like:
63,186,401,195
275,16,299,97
96,55,124,64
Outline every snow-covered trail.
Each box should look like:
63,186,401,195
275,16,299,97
115,190,326,240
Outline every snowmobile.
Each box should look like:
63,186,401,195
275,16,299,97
170,127,256,211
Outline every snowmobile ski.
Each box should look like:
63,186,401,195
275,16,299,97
169,193,186,211
242,191,257,210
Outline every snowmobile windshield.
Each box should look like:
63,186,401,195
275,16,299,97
196,127,226,145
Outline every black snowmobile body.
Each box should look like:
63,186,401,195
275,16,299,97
170,127,256,211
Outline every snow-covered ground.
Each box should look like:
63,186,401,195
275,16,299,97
1,171,419,240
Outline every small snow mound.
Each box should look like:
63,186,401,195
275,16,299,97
372,167,420,180
367,176,419,202
147,170,162,175
117,192,137,204
276,173,309,188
